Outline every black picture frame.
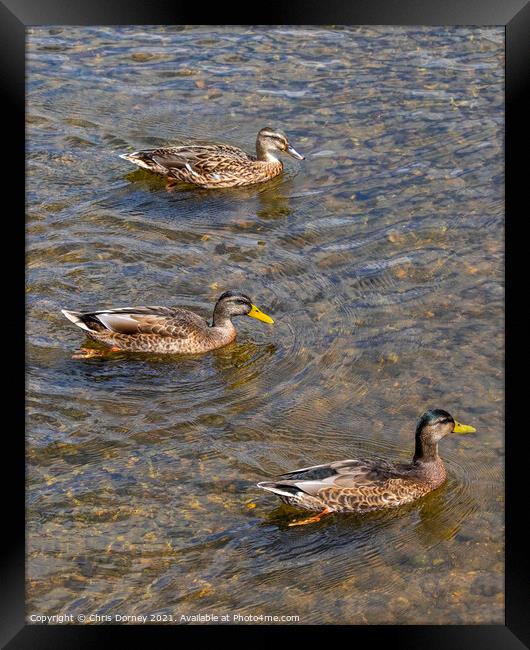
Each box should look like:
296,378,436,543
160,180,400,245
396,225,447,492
5,0,528,647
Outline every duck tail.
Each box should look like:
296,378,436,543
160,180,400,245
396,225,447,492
61,309,94,332
256,482,300,498
119,151,142,163
119,150,169,174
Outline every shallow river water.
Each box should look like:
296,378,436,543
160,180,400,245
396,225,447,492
26,25,504,624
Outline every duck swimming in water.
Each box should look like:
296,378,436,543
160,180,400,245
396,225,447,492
119,127,304,188
62,291,274,358
257,409,476,526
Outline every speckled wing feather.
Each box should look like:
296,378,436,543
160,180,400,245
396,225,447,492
278,458,397,488
85,306,209,338
269,458,428,512
151,145,253,175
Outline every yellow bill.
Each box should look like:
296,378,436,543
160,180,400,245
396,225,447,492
247,304,274,324
452,420,476,434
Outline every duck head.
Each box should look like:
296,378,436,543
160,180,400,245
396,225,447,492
413,409,476,463
213,291,274,326
256,127,305,163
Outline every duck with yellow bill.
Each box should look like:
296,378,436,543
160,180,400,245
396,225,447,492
258,409,476,526
62,291,274,358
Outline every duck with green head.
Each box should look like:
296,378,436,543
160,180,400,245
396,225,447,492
258,409,476,526
62,291,274,358
120,127,305,188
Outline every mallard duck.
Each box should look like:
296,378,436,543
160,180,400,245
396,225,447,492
119,127,305,188
62,291,274,358
257,409,476,526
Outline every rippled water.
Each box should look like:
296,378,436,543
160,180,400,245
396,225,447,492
26,26,504,624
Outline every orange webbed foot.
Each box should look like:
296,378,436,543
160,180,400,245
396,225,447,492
71,346,121,359
288,507,333,527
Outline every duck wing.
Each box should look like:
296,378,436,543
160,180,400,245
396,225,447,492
275,458,401,495
148,144,252,174
62,306,208,338
258,456,431,511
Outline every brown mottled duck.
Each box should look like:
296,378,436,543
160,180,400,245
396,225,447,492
257,409,476,526
119,127,304,188
62,291,274,358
